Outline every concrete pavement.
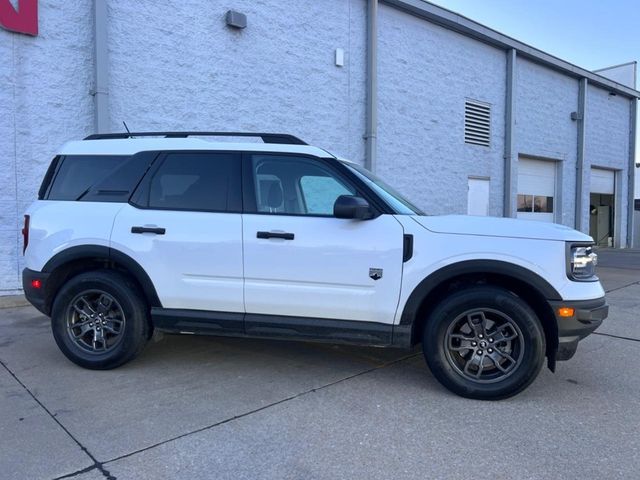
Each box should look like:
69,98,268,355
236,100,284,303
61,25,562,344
1,250,639,479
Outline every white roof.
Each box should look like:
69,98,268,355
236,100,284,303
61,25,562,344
58,138,335,158
335,156,357,165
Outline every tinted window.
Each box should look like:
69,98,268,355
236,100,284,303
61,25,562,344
517,194,554,213
299,176,353,215
148,153,240,211
517,194,533,212
250,155,355,216
39,156,61,200
47,155,128,200
79,151,159,203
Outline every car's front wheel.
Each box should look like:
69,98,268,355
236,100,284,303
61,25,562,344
423,286,545,400
51,270,150,369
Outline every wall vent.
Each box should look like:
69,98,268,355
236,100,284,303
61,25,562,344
464,100,491,147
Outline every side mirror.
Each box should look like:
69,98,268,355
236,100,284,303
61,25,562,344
334,195,374,220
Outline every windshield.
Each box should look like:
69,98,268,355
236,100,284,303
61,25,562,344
343,162,424,215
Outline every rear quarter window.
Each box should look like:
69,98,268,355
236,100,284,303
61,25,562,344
46,155,129,200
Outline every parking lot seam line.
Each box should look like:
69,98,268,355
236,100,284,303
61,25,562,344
102,352,421,466
599,266,640,271
0,359,117,480
593,332,640,343
51,464,98,480
605,280,640,293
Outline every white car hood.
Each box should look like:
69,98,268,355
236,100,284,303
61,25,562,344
411,215,593,242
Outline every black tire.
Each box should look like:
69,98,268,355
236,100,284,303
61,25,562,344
423,286,545,400
51,270,150,370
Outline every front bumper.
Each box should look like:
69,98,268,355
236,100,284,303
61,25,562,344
548,297,608,361
22,268,50,315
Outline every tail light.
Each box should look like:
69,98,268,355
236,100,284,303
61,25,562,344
22,215,30,254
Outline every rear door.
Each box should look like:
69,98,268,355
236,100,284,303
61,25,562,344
242,153,405,329
111,151,244,317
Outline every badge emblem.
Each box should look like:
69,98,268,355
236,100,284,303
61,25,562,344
369,268,383,281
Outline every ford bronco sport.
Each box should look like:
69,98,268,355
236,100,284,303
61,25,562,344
22,132,607,399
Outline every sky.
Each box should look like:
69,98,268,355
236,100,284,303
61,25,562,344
428,0,639,72
428,0,639,198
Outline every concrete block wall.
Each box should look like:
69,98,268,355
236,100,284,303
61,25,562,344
107,0,367,163
515,58,579,228
376,4,506,216
0,0,95,294
585,84,632,247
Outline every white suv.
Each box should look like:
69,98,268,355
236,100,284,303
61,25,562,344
22,132,607,399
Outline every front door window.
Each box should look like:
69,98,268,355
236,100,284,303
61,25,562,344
249,155,356,216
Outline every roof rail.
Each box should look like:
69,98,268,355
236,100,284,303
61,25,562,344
83,132,308,145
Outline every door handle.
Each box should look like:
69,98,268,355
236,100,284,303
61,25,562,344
257,231,294,240
131,226,166,235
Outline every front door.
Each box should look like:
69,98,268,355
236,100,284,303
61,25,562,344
242,153,405,327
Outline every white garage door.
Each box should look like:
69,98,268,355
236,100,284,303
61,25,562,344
591,168,615,194
517,158,555,222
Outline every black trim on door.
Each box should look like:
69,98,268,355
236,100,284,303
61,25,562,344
245,313,392,345
152,308,244,336
256,231,294,240
131,226,166,235
151,308,394,347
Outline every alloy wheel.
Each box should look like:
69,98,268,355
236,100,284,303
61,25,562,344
65,290,126,354
444,308,525,384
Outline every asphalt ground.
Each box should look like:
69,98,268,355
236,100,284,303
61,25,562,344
1,249,639,480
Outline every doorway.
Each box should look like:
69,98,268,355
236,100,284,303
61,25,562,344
468,177,490,216
589,168,616,247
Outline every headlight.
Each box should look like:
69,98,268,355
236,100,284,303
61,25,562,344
569,244,598,280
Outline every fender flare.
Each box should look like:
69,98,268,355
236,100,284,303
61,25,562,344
42,245,162,308
393,260,561,347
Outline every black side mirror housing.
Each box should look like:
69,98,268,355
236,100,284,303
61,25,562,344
334,195,374,220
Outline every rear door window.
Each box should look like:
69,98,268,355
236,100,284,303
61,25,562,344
47,155,128,200
147,152,241,212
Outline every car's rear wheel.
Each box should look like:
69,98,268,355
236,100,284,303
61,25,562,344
51,270,150,369
423,286,545,400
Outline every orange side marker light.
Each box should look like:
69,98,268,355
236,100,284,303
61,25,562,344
558,307,575,317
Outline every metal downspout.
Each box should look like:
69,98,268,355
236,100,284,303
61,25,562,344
627,98,637,247
365,0,378,171
575,78,587,233
93,0,109,133
503,49,516,217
